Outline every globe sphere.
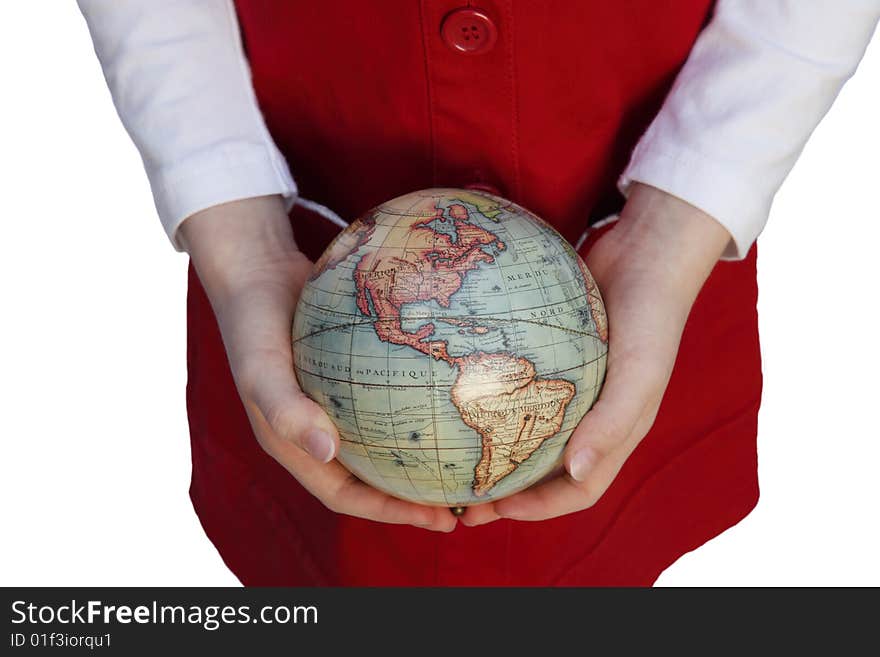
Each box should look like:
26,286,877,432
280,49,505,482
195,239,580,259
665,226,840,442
292,188,607,506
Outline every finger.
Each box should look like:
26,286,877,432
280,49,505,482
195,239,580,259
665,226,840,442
460,460,567,526
492,433,640,521
330,469,459,532
468,353,655,523
259,419,457,532
493,349,662,521
244,352,339,462
208,257,454,530
460,502,503,527
222,280,339,462
563,346,661,483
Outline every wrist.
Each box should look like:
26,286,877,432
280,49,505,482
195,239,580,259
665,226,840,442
178,195,301,296
612,183,730,297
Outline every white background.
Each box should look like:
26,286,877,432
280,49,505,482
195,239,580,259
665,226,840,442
1,4,877,587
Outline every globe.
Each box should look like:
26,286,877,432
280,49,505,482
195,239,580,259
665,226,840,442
292,188,608,507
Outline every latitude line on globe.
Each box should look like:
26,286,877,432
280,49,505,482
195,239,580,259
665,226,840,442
296,298,595,339
299,259,580,302
300,331,600,372
295,358,601,389
293,310,602,344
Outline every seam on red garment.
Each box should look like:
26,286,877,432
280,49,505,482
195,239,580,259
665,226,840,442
418,0,437,186
504,0,522,200
550,395,763,585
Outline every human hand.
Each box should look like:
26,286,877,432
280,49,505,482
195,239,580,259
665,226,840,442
179,195,457,531
462,183,732,525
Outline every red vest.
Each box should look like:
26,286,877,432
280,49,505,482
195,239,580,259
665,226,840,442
185,0,761,585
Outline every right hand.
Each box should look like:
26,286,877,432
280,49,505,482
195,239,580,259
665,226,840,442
178,195,457,532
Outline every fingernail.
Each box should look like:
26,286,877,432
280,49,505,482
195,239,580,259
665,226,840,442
569,448,596,482
303,429,335,463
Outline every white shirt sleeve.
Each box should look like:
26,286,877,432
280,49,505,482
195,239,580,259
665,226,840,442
81,2,879,258
619,0,880,260
77,0,297,251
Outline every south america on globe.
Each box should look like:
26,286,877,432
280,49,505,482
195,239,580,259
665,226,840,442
292,188,608,506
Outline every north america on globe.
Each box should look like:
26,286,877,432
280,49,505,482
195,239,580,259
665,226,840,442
292,188,608,506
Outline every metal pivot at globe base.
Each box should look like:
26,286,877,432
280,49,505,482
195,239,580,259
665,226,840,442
292,188,609,506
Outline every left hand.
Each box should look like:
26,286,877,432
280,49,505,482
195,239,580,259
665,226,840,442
462,183,732,525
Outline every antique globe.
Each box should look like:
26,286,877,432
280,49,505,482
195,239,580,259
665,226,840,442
292,188,608,507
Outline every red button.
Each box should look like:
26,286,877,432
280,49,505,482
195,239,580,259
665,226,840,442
441,8,498,55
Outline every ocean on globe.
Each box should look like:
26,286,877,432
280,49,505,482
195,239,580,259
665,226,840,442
292,188,608,506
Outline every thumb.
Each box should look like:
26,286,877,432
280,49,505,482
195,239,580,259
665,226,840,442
216,271,339,464
563,352,654,482
241,351,339,463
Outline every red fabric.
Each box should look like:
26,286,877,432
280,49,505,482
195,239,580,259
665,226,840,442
186,0,762,585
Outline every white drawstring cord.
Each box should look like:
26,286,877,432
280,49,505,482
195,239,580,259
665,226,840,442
574,213,619,251
294,196,350,228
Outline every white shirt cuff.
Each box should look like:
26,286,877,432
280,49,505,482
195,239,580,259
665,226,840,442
618,141,767,261
148,141,297,251
617,0,880,262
